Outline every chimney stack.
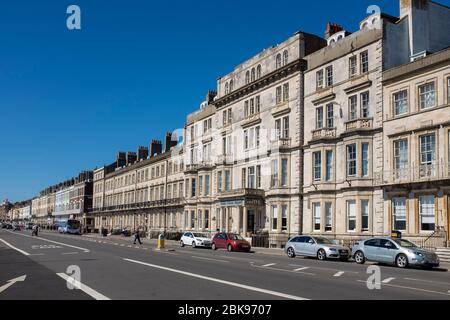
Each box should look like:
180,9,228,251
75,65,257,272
165,132,178,152
127,152,137,165
138,146,149,161
206,90,217,104
150,140,162,157
116,151,126,168
325,22,344,39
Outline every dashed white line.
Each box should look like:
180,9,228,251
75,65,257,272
293,267,310,272
262,263,276,267
5,231,89,253
356,280,450,297
192,256,230,263
124,258,308,300
62,252,79,255
56,273,110,300
382,277,395,284
0,237,30,256
333,271,345,277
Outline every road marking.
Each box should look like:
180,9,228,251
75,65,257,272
404,277,448,285
120,244,125,247
0,237,30,256
56,273,110,300
334,271,345,277
356,280,450,297
124,258,308,300
0,275,27,294
288,264,359,274
192,256,230,263
262,263,276,267
252,264,315,275
382,277,395,284
5,231,89,253
62,252,79,255
293,267,310,272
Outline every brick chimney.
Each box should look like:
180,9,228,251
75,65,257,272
150,140,162,157
116,151,126,168
138,146,149,161
206,90,217,104
325,22,344,39
127,152,137,165
165,132,178,152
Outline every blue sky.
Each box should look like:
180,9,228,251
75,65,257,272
0,0,448,202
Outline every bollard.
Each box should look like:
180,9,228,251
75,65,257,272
157,233,165,250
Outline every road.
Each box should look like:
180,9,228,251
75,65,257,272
1,229,450,300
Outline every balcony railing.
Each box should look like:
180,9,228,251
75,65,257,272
345,118,373,131
311,128,336,140
218,188,265,199
90,198,185,213
270,138,291,150
374,163,450,185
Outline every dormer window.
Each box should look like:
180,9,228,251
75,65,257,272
229,80,234,92
251,68,255,82
257,65,261,79
276,54,282,69
245,71,250,85
283,50,289,66
225,83,229,95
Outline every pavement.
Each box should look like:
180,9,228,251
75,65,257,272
1,228,450,300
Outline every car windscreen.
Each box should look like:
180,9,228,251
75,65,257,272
229,234,245,241
193,233,208,238
392,239,417,248
314,237,333,244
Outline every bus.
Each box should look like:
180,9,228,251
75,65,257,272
57,219,82,235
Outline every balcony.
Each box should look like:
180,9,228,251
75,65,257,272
345,118,373,132
218,188,265,199
241,113,261,128
311,128,336,141
216,154,234,165
90,198,186,213
374,164,450,186
270,138,291,151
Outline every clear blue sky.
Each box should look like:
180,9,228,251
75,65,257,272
0,0,447,202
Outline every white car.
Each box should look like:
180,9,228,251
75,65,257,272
180,232,212,248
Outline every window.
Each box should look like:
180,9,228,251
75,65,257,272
244,130,249,150
190,211,195,229
361,200,369,231
271,159,279,187
361,92,370,118
244,101,249,117
228,109,232,124
248,167,255,189
271,205,278,230
283,83,289,102
313,152,321,182
420,134,436,165
217,171,222,192
419,82,436,109
394,139,408,173
281,158,288,187
225,170,231,192
281,205,288,231
282,116,289,138
276,54,282,69
419,195,435,231
447,77,450,103
276,86,282,104
282,50,288,66
392,197,406,231
362,143,369,177
199,176,203,196
325,202,332,231
326,103,334,128
326,150,333,181
251,68,255,82
250,98,255,115
393,90,408,116
347,144,357,177
242,168,246,188
256,126,260,147
349,56,357,77
245,71,250,85
191,178,196,197
225,83,229,95
349,95,357,120
204,210,209,229
313,203,321,231
326,66,333,87
316,107,323,129
316,70,324,89
255,96,261,113
347,200,356,232
256,65,261,79
256,165,261,188
360,51,369,73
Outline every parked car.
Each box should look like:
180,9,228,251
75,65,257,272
25,223,34,230
5,224,13,230
211,233,251,252
284,235,351,261
180,232,212,248
1,223,7,229
12,224,22,231
352,237,440,269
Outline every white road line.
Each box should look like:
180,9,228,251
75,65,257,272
62,252,79,255
56,273,110,300
334,271,345,277
192,256,230,263
382,277,395,284
5,231,89,253
262,263,276,267
0,237,30,256
293,267,310,272
252,264,315,275
124,258,308,300
356,280,450,297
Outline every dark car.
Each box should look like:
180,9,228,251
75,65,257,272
211,233,251,252
12,224,22,231
5,224,13,230
1,223,7,229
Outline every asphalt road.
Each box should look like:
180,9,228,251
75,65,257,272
1,229,450,300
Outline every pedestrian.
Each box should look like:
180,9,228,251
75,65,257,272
31,225,36,236
35,225,39,237
133,228,142,245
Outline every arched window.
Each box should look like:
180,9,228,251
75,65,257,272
229,80,234,92
225,82,229,95
251,68,255,82
276,54,282,69
256,65,261,79
283,50,289,66
245,71,250,85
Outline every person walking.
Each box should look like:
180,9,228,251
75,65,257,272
133,228,143,245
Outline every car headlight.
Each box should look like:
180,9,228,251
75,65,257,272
413,251,424,257
329,248,337,252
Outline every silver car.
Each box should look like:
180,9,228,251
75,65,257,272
284,235,351,261
352,237,440,269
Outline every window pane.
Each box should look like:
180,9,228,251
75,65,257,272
394,90,408,116
326,150,333,181
419,195,435,231
361,92,369,118
281,159,288,186
420,134,436,165
393,197,406,231
347,144,357,176
349,96,357,120
316,107,323,129
347,200,356,231
313,203,321,231
313,152,321,182
419,83,436,109
325,202,332,231
361,200,369,231
281,205,288,231
271,205,278,230
362,143,369,177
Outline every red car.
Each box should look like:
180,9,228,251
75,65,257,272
211,233,251,252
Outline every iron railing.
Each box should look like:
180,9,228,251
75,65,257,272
90,198,185,214
374,163,450,185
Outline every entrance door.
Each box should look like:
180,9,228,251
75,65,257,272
247,210,255,233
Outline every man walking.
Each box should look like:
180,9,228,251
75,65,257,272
133,228,143,245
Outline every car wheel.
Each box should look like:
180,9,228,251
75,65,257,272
227,244,233,252
180,240,185,247
395,254,408,268
212,243,217,251
317,249,327,261
354,251,366,264
287,247,296,258
192,241,196,248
